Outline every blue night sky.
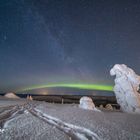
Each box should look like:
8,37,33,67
0,0,140,92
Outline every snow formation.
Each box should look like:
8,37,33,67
4,93,20,99
27,95,33,100
79,96,100,111
110,64,140,113
99,104,104,109
105,104,113,110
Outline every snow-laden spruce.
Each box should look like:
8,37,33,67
110,64,140,113
79,96,101,112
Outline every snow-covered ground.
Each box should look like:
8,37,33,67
0,99,140,140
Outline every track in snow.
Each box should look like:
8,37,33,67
0,105,25,129
26,103,100,140
0,102,100,140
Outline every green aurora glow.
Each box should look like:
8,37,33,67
21,83,113,92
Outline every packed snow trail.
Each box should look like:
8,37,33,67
26,104,100,140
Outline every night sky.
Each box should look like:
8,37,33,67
0,0,140,92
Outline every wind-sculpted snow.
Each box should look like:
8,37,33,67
110,64,140,113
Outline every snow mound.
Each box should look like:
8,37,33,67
99,104,104,109
105,104,113,110
4,93,20,99
110,64,140,113
79,96,101,111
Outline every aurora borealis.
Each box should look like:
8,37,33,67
21,83,113,92
0,0,140,93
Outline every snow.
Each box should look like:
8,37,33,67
99,104,104,109
79,96,101,112
36,102,140,140
0,129,5,133
4,93,20,99
27,95,33,100
110,64,140,113
34,108,100,140
0,100,140,140
0,103,69,140
105,104,113,110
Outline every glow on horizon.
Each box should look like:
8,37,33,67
20,83,113,92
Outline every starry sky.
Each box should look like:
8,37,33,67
0,0,140,92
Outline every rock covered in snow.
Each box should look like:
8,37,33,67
4,92,20,99
105,104,113,110
110,64,140,113
79,96,101,111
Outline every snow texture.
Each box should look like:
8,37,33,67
33,108,100,140
110,64,140,113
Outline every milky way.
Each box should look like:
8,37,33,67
0,0,140,92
